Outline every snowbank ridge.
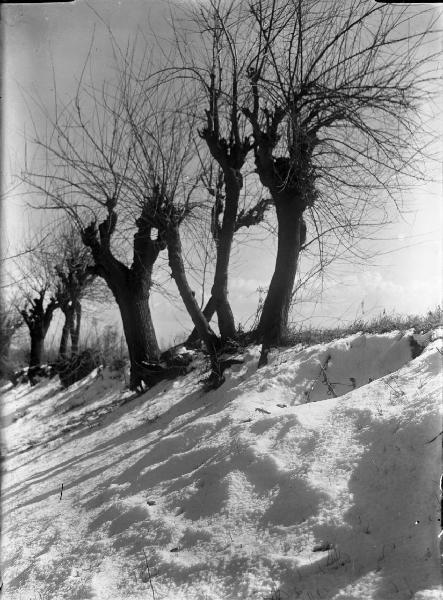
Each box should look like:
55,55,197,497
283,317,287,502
2,330,442,599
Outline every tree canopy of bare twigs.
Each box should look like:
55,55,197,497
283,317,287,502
181,0,439,359
21,45,172,389
21,38,226,388
166,0,275,342
119,70,227,385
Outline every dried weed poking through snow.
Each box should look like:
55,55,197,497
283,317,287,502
1,330,442,600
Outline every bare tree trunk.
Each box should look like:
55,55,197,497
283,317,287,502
70,302,81,355
211,171,239,341
59,320,71,359
99,270,160,390
255,195,305,351
59,306,75,359
82,213,161,390
116,282,160,389
30,334,44,368
83,256,161,389
186,218,238,346
166,226,220,380
188,170,250,346
186,296,216,346
22,292,58,376
212,256,236,341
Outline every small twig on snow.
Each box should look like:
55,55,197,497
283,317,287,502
143,548,156,600
425,431,443,444
319,355,337,398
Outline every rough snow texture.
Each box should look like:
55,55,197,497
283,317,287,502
1,330,442,599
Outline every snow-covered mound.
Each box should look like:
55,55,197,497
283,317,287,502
1,331,442,600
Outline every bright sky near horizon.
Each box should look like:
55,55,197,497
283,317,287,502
2,0,442,344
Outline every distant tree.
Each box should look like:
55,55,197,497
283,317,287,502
0,298,23,382
13,235,61,372
21,290,58,369
17,244,59,372
2,230,56,377
52,225,98,358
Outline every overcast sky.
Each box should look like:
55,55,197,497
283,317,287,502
2,0,442,344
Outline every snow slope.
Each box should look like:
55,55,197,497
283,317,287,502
1,330,442,600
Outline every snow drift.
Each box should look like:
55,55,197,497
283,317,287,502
1,330,442,599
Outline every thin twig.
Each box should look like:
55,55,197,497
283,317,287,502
143,548,156,600
425,431,443,444
319,355,337,398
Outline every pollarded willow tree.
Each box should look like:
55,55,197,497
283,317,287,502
23,40,225,388
15,245,59,371
181,0,438,360
51,224,98,359
22,55,166,390
236,0,439,358
169,0,274,343
118,73,224,385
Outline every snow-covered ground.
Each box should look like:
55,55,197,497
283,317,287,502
1,330,442,600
